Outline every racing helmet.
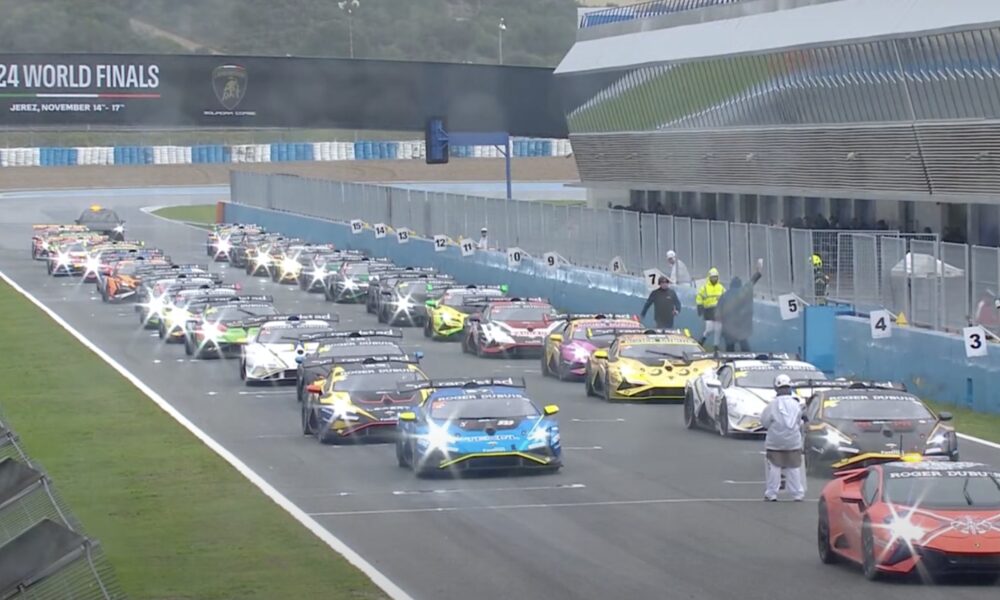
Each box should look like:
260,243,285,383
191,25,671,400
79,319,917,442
773,374,792,389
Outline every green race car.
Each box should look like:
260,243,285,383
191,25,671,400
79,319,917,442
183,299,279,359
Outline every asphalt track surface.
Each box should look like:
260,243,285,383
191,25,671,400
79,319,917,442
2,187,998,600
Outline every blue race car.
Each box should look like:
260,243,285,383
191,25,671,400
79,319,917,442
395,377,562,477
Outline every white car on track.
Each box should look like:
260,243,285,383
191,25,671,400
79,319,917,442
240,314,339,384
684,353,827,437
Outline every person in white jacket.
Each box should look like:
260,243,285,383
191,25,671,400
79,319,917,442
760,374,806,502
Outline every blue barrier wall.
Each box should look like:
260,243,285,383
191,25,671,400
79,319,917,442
221,202,996,413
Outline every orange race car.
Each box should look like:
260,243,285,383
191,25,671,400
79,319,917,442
818,454,1000,582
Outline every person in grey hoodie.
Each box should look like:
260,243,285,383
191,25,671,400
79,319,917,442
760,374,806,502
717,259,763,351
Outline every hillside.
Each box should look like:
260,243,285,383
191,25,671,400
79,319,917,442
1,0,582,67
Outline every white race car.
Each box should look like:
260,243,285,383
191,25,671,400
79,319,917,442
683,353,827,437
240,314,339,384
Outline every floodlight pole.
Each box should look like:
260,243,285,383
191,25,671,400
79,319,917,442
498,18,506,65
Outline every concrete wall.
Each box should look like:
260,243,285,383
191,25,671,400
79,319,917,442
223,202,1000,414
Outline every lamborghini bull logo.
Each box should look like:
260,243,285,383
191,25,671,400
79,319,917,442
212,65,247,110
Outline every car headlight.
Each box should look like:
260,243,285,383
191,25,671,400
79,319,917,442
424,423,457,453
484,325,514,344
820,427,852,449
281,258,301,274
527,426,550,449
85,255,101,273
926,429,952,450
883,515,928,543
342,277,358,290
395,296,415,313
569,346,591,363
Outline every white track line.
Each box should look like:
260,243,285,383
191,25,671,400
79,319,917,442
958,432,1000,450
0,270,412,600
309,496,811,517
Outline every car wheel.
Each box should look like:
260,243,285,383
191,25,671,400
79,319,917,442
423,320,433,338
184,337,194,356
602,374,612,403
240,361,248,382
585,369,596,397
540,353,550,377
158,323,166,339
717,401,730,437
861,520,882,581
817,500,839,564
301,406,315,435
396,439,409,467
684,389,698,429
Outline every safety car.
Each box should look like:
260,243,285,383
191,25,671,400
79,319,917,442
683,353,827,436
584,330,711,401
541,314,641,381
818,454,1000,581
802,382,959,473
75,205,125,241
423,286,508,340
461,298,560,358
239,314,340,384
183,297,278,358
395,377,562,477
301,357,429,444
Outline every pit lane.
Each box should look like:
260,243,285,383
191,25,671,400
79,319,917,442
0,186,996,599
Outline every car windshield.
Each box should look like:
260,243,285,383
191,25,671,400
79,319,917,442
428,395,539,420
884,471,1000,509
212,305,277,321
824,396,933,420
736,367,826,388
398,281,441,295
333,370,422,392
344,263,370,276
444,292,502,310
572,324,639,342
490,306,553,322
256,325,332,344
620,343,702,360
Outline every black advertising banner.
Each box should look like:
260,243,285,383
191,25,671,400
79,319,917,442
0,54,568,137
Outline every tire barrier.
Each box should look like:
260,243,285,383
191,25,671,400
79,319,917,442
0,137,571,167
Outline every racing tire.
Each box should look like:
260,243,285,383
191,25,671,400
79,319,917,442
395,440,409,467
602,375,612,403
184,337,194,356
717,402,730,437
301,406,315,435
817,500,839,565
585,369,596,397
377,308,388,324
861,520,883,581
423,320,433,338
239,361,248,382
540,353,551,378
158,323,166,340
683,389,698,430
100,286,109,303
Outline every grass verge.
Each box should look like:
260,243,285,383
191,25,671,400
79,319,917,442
0,280,385,600
152,204,217,225
925,399,1000,446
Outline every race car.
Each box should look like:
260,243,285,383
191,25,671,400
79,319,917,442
45,240,94,276
75,205,126,241
269,244,337,284
541,314,642,381
243,235,300,276
322,258,393,300
156,286,245,342
377,275,455,326
239,314,340,384
137,276,226,328
207,224,264,261
183,297,278,358
802,382,959,473
365,267,437,314
81,243,152,282
683,353,827,436
584,329,712,402
461,297,561,358
99,259,175,302
422,285,508,340
294,329,409,403
395,377,562,477
301,357,429,444
818,454,1000,582
31,224,91,259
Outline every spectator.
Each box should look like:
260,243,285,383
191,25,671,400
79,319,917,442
477,227,489,250
717,259,764,351
665,250,692,285
640,276,682,329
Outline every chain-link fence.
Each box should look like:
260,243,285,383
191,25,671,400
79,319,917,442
0,414,124,600
231,172,1000,334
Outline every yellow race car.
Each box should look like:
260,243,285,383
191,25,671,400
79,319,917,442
584,329,713,402
301,357,430,444
422,285,508,340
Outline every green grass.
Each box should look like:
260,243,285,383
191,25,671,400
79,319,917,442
0,281,385,600
152,204,217,226
925,399,1000,445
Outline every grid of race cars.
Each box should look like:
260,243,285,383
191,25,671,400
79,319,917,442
30,218,1000,583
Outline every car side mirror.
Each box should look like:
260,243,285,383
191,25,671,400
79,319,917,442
705,377,723,389
398,412,417,422
549,333,563,343
305,384,323,394
938,411,953,422
467,315,480,323
543,405,559,416
840,491,865,506
593,349,608,360
425,300,438,307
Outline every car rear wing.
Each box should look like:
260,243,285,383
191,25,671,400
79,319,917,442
188,294,274,308
557,313,638,322
617,328,690,338
398,376,527,393
235,313,340,328
831,452,933,475
298,328,403,342
332,355,421,366
684,351,796,362
586,326,644,337
461,294,507,307
786,379,906,392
